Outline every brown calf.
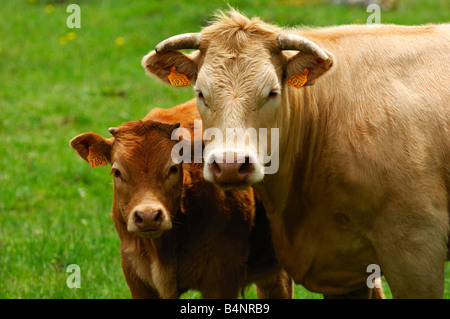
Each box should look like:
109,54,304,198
70,100,292,298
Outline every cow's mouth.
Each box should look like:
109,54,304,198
136,221,173,238
214,181,252,191
137,230,164,238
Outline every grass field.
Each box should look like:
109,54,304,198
0,0,449,299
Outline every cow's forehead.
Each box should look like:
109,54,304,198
197,52,282,98
197,14,283,88
112,132,175,175
199,10,281,53
202,37,273,61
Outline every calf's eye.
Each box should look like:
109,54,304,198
168,165,179,177
111,169,122,180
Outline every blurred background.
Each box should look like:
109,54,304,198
0,0,448,298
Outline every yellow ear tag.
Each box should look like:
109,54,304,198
287,69,309,88
168,67,190,87
87,145,108,169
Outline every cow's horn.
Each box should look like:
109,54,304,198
155,33,201,53
277,34,329,60
109,127,118,135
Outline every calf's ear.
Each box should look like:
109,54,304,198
70,132,113,166
141,50,200,86
283,49,334,87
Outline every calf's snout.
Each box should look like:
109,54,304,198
133,210,163,232
127,203,171,236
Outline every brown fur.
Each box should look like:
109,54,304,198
143,9,449,298
70,99,292,299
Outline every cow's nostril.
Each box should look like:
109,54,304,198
154,210,162,223
210,160,221,177
238,157,254,176
134,212,144,224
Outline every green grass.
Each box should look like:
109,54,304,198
0,0,448,299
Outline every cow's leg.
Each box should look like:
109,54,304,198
255,270,293,299
371,278,386,299
201,269,244,299
323,283,385,299
201,285,240,299
375,246,446,298
371,206,448,298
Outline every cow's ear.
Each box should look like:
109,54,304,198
284,50,334,86
70,132,113,165
142,50,200,86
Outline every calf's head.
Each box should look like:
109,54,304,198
142,10,334,190
70,121,183,238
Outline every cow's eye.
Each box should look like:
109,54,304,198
168,165,179,177
268,90,278,99
111,169,123,180
197,91,209,108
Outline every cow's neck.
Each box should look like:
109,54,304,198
253,83,332,284
255,84,329,215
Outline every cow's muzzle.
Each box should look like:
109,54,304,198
128,204,172,238
204,150,264,190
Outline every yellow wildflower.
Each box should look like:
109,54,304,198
45,4,54,13
67,32,77,41
59,37,68,45
115,37,125,46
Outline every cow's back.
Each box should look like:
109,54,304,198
294,23,450,207
143,98,200,125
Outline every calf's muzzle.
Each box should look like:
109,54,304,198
132,209,163,232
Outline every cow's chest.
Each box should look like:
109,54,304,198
124,245,179,298
266,199,378,295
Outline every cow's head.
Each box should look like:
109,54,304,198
142,10,333,190
70,121,185,238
